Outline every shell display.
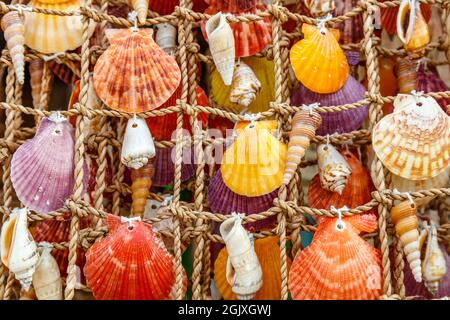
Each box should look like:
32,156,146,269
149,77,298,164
372,94,450,180
416,65,450,114
131,162,154,218
288,214,382,299
1,11,25,84
121,117,155,170
93,28,181,113
291,75,368,135
29,59,44,108
390,200,422,283
155,22,177,55
24,0,96,54
283,110,322,185
219,214,263,300
214,236,291,300
373,57,398,115
422,222,447,295
0,208,39,290
317,144,351,195
84,214,176,300
396,57,417,94
130,0,149,23
32,243,63,300
48,60,79,85
303,0,335,17
152,146,196,187
290,24,349,94
380,0,431,35
10,113,89,213
333,0,363,45
229,61,262,108
220,121,287,197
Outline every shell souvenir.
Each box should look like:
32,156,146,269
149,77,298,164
283,110,322,185
130,0,149,23
32,243,63,300
93,28,181,113
149,0,208,15
121,117,156,170
288,214,382,299
291,75,368,135
229,61,262,108
303,0,335,17
152,146,196,187
131,161,155,218
29,59,44,108
332,0,364,45
372,94,450,180
10,113,89,213
290,24,349,94
84,214,176,300
380,0,431,35
317,144,351,195
0,208,39,290
396,57,417,94
416,65,450,114
24,0,96,54
219,214,263,300
220,121,287,197
155,22,177,55
48,60,79,85
210,56,275,113
1,11,25,84
215,236,291,300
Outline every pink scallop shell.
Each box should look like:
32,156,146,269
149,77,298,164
152,146,196,187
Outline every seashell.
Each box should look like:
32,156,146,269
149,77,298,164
397,0,430,57
29,59,44,108
219,214,263,300
121,117,155,170
32,242,63,300
344,51,360,66
290,24,349,94
380,0,431,35
220,121,287,197
0,208,39,290
390,200,422,283
422,222,447,296
229,61,262,108
152,146,196,187
372,94,450,180
48,60,79,85
205,12,235,86
210,56,275,113
396,57,417,94
289,214,382,299
283,110,322,185
303,0,335,17
19,287,37,300
416,64,450,114
148,0,208,15
214,236,291,300
84,214,176,300
11,113,89,213
1,11,25,84
155,22,177,55
93,28,181,113
209,115,235,138
291,75,368,135
24,0,96,54
378,57,398,115
316,144,351,195
130,0,149,24
131,161,155,218
332,0,364,45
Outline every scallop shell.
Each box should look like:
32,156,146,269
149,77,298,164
290,24,349,94
380,0,431,35
29,59,44,108
24,0,96,54
332,0,363,45
152,146,196,187
230,61,262,108
214,236,291,300
93,28,181,113
317,144,351,195
304,0,335,17
10,113,89,213
220,121,287,197
130,0,149,24
1,11,25,84
372,94,450,180
210,56,275,113
416,65,450,114
396,57,417,94
32,243,63,300
121,118,155,170
48,60,79,85
84,214,176,300
149,0,208,14
291,75,368,135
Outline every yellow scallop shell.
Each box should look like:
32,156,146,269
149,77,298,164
234,120,277,133
290,23,349,94
210,56,275,113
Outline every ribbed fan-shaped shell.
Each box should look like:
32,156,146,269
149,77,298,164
153,146,196,187
149,0,208,14
84,214,176,300
210,56,275,113
416,65,450,114
214,236,291,300
290,24,349,94
332,0,363,45
48,61,79,85
291,75,368,135
372,94,450,180
380,0,431,35
93,28,181,113
208,115,235,138
10,114,89,213
288,214,383,300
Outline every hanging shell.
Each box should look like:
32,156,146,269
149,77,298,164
155,22,177,55
290,24,349,94
130,0,149,24
32,243,63,300
131,161,154,218
380,0,431,35
93,28,181,113
317,144,351,195
422,222,447,295
29,59,44,108
149,0,208,15
10,113,89,213
416,64,450,114
121,117,155,170
152,146,196,187
0,208,39,290
283,110,322,185
229,61,262,108
1,11,25,84
332,0,364,45
372,94,450,180
396,57,417,94
303,0,335,17
390,200,422,282
219,214,263,300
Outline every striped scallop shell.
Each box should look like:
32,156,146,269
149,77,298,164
152,146,196,187
332,0,363,45
149,0,208,14
416,65,450,115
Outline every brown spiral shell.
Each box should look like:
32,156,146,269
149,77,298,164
131,161,155,218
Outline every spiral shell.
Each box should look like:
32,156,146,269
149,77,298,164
131,161,154,218
422,222,447,295
303,0,335,17
229,61,261,108
32,243,63,300
155,22,177,55
130,0,149,23
396,57,417,94
317,144,351,195
1,11,25,84
29,59,44,108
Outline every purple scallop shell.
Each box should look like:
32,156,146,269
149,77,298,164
344,51,360,66
291,75,368,136
152,146,196,187
207,170,277,231
416,65,450,115
11,115,89,213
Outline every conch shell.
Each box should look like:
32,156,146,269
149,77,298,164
155,22,177,55
219,214,263,300
1,11,25,84
396,57,417,94
0,208,39,290
29,59,44,108
205,12,235,85
317,144,351,195
32,242,63,300
130,0,149,24
303,0,335,17
229,61,261,108
121,117,155,170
